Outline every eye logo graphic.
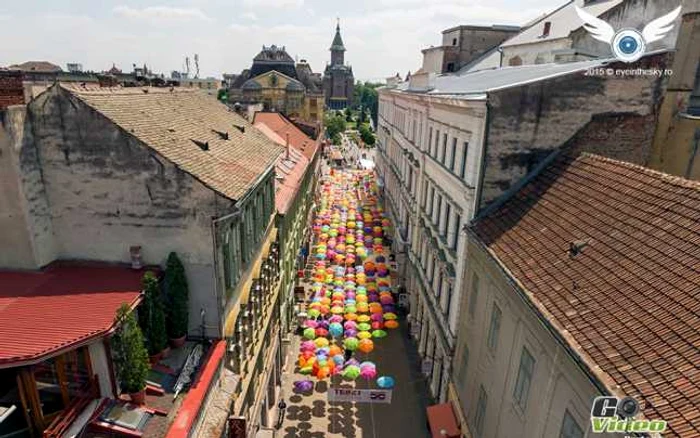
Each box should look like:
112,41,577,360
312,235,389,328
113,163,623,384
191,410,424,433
575,6,682,63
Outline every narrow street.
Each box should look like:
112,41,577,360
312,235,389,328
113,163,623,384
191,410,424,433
278,164,430,438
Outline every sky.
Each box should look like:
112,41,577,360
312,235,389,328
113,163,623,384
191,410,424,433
0,0,560,82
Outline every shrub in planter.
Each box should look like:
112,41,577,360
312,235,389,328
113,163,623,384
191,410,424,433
165,252,189,347
112,304,149,403
140,271,168,357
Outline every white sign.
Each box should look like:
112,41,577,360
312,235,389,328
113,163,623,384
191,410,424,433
421,359,433,375
327,388,393,404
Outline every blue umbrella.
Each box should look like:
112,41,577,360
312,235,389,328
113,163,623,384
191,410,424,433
376,376,395,389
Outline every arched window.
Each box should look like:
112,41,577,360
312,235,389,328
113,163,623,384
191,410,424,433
509,56,523,66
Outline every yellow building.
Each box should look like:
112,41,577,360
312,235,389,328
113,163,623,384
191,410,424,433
649,8,700,179
227,46,324,126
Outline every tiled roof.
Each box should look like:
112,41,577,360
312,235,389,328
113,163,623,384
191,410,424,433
253,112,318,160
60,85,283,201
9,60,63,72
254,120,311,214
473,153,700,437
0,262,146,366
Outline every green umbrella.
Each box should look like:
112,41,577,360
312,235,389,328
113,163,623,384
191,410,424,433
372,329,387,338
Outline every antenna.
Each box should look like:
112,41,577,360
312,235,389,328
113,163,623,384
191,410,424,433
194,54,200,79
185,57,190,77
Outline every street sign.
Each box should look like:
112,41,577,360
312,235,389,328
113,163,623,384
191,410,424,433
327,388,393,404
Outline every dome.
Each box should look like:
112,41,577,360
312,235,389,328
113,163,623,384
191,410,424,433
242,79,262,91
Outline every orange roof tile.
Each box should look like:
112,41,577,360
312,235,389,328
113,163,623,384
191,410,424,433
473,152,700,438
0,262,146,367
254,120,311,214
253,112,318,160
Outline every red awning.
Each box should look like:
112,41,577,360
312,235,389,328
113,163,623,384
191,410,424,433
426,403,461,438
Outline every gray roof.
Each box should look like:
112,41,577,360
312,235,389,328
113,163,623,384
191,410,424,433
330,24,346,51
398,57,606,98
501,0,623,48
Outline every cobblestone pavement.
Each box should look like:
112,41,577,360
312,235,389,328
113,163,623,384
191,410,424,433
278,317,430,438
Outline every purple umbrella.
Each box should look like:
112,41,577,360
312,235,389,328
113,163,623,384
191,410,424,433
294,380,314,392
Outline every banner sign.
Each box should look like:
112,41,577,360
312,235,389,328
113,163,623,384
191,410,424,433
327,388,393,404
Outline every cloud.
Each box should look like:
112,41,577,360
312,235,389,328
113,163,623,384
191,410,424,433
242,0,304,8
113,5,211,22
242,12,258,21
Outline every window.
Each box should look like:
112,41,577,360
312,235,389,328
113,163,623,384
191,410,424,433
433,129,440,157
450,138,457,170
560,411,584,438
223,233,232,288
455,344,469,386
435,194,442,225
436,272,443,298
460,142,469,178
428,127,433,153
441,133,448,164
428,187,435,214
473,385,488,437
444,203,451,238
487,304,502,352
452,213,461,249
513,347,535,409
444,281,453,317
452,38,457,46
468,274,479,317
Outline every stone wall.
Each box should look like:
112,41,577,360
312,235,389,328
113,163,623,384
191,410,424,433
12,85,237,336
478,53,671,210
0,71,24,109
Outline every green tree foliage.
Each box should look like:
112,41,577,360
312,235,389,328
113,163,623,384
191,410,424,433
359,124,376,146
112,304,150,393
344,107,353,122
140,271,168,355
352,82,381,125
217,88,228,102
324,112,346,145
165,252,189,339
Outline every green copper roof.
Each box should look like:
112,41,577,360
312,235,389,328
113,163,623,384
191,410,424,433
330,23,345,52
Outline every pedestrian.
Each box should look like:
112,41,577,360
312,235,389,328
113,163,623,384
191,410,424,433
276,398,287,429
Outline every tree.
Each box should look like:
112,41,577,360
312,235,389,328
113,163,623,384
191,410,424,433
359,124,376,146
353,82,381,126
344,107,353,122
165,252,189,339
324,112,346,142
217,88,228,103
139,271,167,355
112,304,150,393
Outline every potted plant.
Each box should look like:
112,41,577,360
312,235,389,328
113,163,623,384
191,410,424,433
165,252,189,348
112,304,150,404
140,271,168,363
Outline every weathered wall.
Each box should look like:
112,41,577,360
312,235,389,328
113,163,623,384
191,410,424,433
571,0,683,58
453,238,616,438
24,86,236,336
649,11,700,179
441,28,519,72
501,39,572,66
0,72,24,109
478,53,671,209
0,107,39,269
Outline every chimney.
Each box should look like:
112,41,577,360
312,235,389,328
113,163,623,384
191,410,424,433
286,133,291,160
129,245,143,270
543,21,551,37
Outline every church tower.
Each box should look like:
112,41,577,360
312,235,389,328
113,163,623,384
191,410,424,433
323,19,354,110
330,21,346,66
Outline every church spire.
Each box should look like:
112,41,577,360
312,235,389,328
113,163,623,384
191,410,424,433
330,19,346,53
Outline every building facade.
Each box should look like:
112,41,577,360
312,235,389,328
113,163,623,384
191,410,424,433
323,22,354,110
0,84,287,437
456,152,700,438
376,33,673,421
649,6,700,179
227,46,324,126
